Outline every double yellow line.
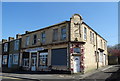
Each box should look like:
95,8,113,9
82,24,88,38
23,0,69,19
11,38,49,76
0,76,22,80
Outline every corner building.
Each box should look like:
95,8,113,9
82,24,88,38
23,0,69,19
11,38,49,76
20,14,108,73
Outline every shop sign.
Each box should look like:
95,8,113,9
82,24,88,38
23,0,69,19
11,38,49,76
24,47,44,52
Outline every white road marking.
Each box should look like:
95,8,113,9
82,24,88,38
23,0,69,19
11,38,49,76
101,66,113,71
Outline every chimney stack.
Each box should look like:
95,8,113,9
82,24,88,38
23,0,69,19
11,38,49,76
2,39,7,43
8,37,14,41
16,34,21,39
25,31,30,34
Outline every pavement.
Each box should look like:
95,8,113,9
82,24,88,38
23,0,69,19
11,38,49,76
0,65,120,81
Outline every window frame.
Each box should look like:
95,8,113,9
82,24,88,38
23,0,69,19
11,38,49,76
13,54,19,64
61,27,67,40
4,43,8,52
14,40,19,50
84,27,87,40
25,36,30,46
2,55,7,65
32,34,37,45
53,28,58,41
41,31,46,43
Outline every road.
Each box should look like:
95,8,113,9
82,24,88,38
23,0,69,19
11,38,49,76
1,65,120,81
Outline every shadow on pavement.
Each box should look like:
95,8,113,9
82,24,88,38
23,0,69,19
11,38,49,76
105,65,120,81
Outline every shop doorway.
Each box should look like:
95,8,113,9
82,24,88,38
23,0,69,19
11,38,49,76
73,56,80,73
31,53,37,71
31,57,37,71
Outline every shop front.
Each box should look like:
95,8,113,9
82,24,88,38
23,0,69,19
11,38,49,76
21,47,49,71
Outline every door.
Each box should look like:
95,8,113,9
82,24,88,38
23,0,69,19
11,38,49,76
73,56,80,73
103,54,106,66
31,57,36,71
8,54,12,68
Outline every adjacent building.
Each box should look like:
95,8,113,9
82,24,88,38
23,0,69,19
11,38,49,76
2,14,108,73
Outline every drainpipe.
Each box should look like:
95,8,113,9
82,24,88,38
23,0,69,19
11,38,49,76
68,22,71,72
96,34,99,69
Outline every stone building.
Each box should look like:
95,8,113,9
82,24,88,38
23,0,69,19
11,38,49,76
18,14,108,73
20,14,108,73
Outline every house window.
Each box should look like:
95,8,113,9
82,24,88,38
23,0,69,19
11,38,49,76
13,54,19,64
33,34,37,45
84,27,87,40
73,47,80,54
53,29,58,41
90,31,92,43
14,40,19,50
39,53,48,66
2,55,7,65
104,42,107,49
99,52,103,62
26,36,30,46
92,33,94,44
41,31,46,43
4,43,8,52
101,40,103,48
61,27,66,40
23,58,29,67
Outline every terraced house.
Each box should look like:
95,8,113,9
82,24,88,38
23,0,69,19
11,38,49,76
2,14,108,73
2,35,21,72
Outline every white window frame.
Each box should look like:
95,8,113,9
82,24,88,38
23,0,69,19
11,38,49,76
61,27,66,40
26,36,30,46
23,58,29,67
39,53,48,66
14,40,19,50
4,43,8,52
84,27,87,40
13,54,19,64
2,55,7,65
41,31,46,43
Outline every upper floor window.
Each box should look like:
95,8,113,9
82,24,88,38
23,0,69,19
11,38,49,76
32,34,37,45
14,40,19,50
41,31,46,43
4,43,8,52
92,33,94,44
104,42,107,49
53,29,58,41
101,40,103,48
61,27,66,40
25,36,30,46
90,31,92,43
84,27,87,40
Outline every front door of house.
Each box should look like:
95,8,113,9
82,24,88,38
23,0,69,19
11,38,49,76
8,54,12,68
31,57,36,71
103,54,106,66
73,56,80,73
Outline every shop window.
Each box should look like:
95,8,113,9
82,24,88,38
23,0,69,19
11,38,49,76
2,55,7,65
39,53,48,66
73,47,80,54
23,58,29,67
13,54,19,64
